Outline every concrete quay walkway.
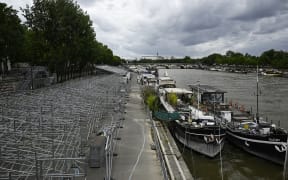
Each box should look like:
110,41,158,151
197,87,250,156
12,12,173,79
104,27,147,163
85,73,193,180
112,77,163,180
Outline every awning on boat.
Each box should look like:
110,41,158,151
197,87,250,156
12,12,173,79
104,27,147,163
154,111,181,121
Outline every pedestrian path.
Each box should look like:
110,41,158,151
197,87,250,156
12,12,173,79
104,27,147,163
112,77,163,180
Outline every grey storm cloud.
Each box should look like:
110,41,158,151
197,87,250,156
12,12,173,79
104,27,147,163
93,17,117,32
254,14,288,34
2,0,288,58
231,0,288,21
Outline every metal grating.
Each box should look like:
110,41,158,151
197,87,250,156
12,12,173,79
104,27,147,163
0,74,127,180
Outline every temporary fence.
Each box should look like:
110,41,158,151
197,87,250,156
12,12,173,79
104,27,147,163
0,74,127,179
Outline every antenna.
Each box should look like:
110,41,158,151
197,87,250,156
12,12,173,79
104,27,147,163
256,62,259,123
197,81,200,110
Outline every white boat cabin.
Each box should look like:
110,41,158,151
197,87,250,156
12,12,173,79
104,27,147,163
161,88,193,104
139,73,156,86
157,76,176,89
161,87,216,125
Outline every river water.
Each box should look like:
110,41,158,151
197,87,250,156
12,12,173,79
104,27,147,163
159,69,288,180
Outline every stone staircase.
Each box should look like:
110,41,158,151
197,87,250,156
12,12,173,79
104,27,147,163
0,66,51,93
0,80,17,93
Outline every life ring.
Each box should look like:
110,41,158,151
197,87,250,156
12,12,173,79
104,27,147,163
275,144,287,152
204,134,215,143
216,138,223,144
204,136,208,143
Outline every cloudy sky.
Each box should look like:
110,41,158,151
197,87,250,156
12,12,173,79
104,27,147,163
2,0,288,59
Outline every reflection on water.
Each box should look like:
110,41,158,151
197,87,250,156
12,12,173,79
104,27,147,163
181,143,282,180
159,69,287,180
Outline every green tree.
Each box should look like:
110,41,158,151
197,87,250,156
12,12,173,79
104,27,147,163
112,56,123,66
23,0,119,82
259,49,288,68
0,3,24,74
146,95,159,111
183,56,191,63
259,49,275,66
167,93,178,107
201,53,222,65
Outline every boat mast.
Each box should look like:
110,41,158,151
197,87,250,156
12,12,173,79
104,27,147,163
256,63,259,124
197,81,200,110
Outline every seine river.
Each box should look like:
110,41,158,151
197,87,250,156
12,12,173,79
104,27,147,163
159,69,288,180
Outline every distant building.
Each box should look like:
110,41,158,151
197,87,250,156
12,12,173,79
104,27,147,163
141,55,164,60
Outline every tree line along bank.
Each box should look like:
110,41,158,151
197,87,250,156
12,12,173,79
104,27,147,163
0,0,124,82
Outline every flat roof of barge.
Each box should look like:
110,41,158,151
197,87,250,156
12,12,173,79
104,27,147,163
164,88,193,94
158,76,174,80
188,84,226,94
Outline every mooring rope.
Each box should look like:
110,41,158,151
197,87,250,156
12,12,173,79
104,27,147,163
219,124,224,180
283,136,288,180
181,126,187,155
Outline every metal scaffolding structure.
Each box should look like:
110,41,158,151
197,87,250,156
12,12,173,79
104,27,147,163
0,74,127,180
